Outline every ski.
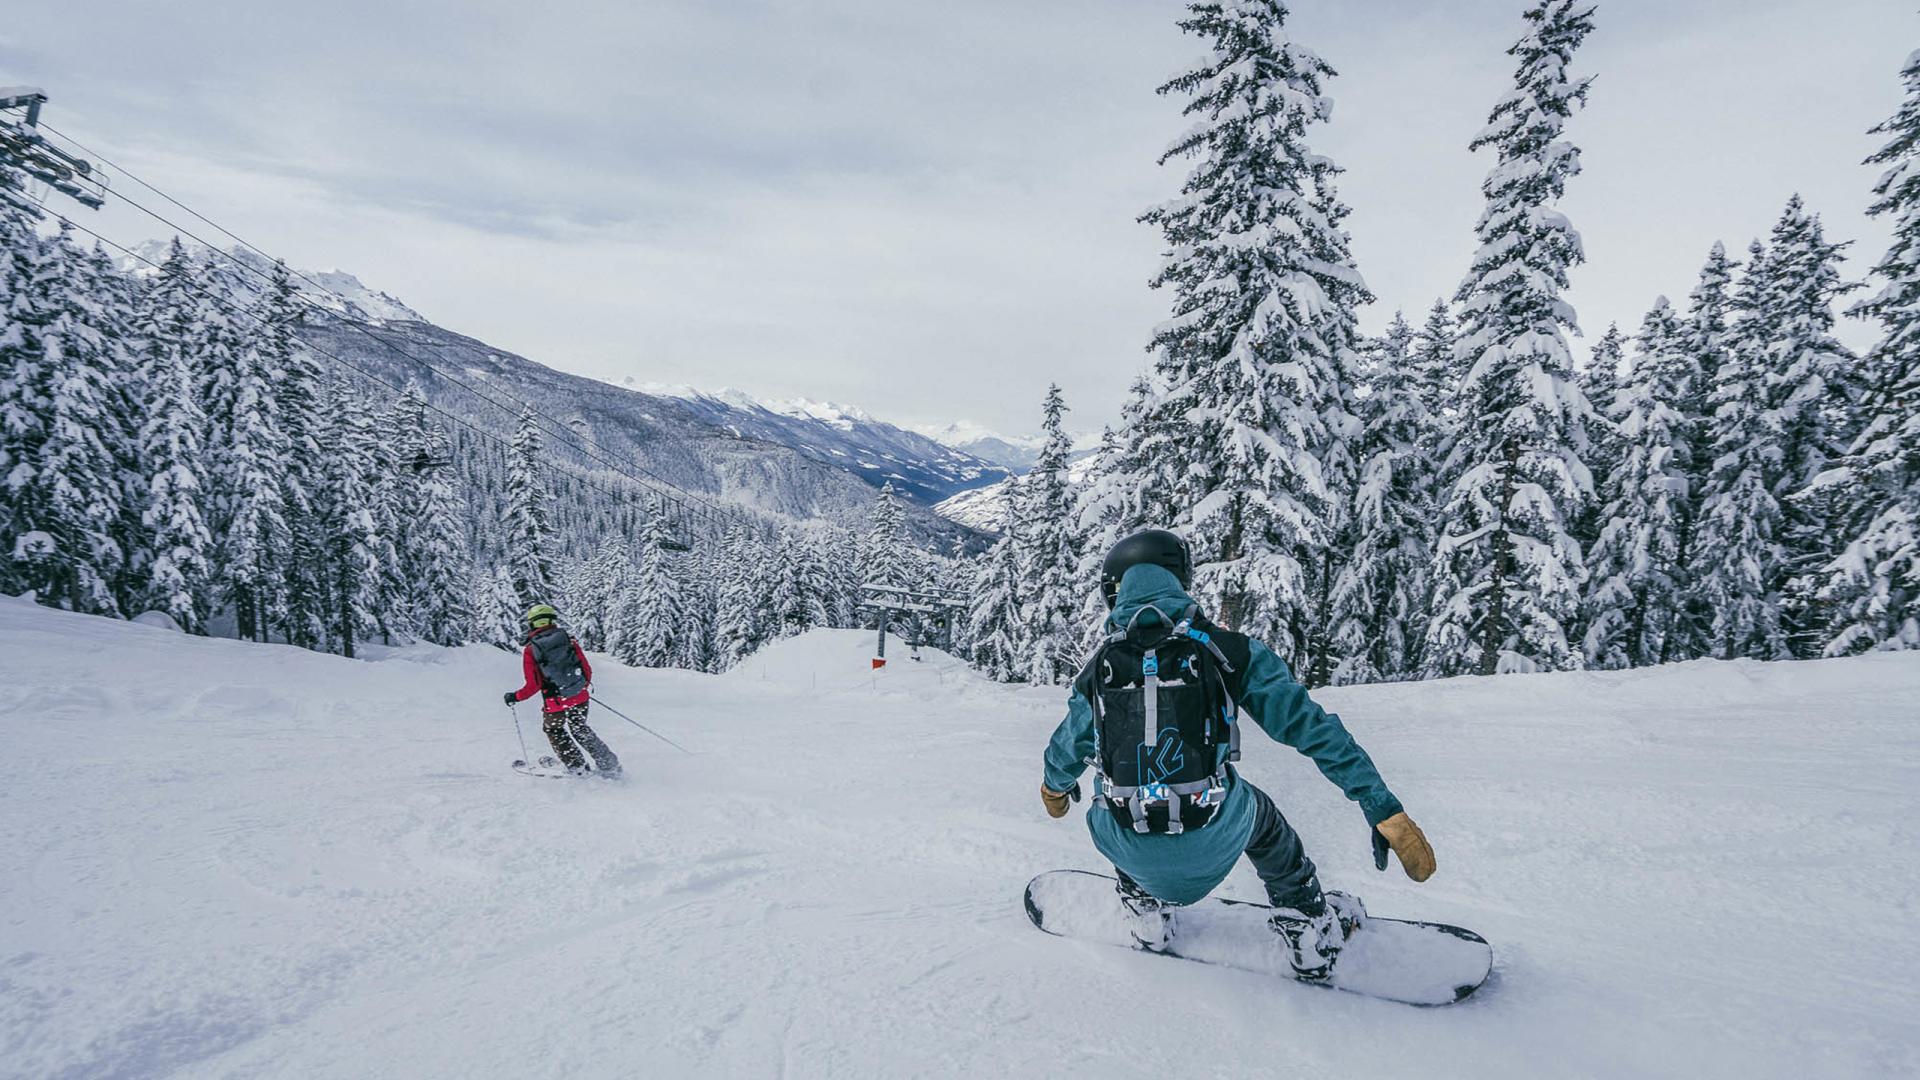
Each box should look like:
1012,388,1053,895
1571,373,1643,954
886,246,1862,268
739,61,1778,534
511,755,571,779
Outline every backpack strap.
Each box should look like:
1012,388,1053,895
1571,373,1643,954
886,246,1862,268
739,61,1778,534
1141,645,1160,748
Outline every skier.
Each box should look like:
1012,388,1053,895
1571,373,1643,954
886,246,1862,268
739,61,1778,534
1039,530,1435,980
503,604,623,778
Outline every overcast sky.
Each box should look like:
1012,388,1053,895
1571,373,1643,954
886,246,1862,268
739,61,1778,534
4,1,1908,436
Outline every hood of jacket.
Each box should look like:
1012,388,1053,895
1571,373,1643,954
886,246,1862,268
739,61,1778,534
1108,563,1198,632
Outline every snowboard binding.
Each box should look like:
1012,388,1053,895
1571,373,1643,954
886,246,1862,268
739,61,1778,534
1116,877,1175,952
1268,891,1367,981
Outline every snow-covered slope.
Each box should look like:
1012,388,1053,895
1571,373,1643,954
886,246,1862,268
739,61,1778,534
5,601,1918,1078
933,453,1100,533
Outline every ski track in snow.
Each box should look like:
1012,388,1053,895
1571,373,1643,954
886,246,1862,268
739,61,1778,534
2,602,1918,1078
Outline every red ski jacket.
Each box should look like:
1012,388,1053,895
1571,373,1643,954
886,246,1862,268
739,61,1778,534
511,638,594,713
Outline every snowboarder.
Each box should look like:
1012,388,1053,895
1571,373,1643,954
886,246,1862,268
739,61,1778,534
504,604,622,778
1039,530,1436,980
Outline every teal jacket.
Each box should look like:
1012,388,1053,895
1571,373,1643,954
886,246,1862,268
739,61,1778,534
1042,564,1403,905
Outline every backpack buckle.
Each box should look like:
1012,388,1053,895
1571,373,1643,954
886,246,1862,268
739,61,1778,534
1139,782,1172,803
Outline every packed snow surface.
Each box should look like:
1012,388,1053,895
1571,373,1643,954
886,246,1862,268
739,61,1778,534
3,604,1918,1078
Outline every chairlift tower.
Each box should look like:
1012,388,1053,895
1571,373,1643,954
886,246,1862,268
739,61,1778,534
0,88,107,214
858,584,967,669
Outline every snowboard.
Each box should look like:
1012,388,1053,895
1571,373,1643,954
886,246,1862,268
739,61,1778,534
1023,869,1492,1006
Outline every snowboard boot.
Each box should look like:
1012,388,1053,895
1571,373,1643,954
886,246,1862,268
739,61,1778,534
1115,875,1174,951
1268,891,1366,980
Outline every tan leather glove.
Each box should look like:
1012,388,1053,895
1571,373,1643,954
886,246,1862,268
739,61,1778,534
1041,782,1076,819
1374,812,1436,882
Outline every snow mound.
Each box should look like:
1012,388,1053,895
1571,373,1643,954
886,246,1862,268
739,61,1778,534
723,628,976,695
4,601,1919,1078
129,609,183,632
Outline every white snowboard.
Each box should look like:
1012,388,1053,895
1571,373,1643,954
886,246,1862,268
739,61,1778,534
1024,869,1492,1006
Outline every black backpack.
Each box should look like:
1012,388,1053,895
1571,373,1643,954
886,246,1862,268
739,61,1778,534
1079,604,1242,835
528,624,588,700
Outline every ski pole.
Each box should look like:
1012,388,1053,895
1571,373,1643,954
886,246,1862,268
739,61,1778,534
589,695,695,755
507,699,534,764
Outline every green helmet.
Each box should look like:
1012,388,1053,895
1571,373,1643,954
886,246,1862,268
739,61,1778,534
525,603,559,628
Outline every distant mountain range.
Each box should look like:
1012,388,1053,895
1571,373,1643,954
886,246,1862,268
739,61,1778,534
909,421,1103,474
124,242,1005,550
618,383,1009,506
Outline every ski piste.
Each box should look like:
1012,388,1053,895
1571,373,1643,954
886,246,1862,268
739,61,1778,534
1024,869,1492,1006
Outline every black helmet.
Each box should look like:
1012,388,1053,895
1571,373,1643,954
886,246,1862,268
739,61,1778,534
1100,529,1192,609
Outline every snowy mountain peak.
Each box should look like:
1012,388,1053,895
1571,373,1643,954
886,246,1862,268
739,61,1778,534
766,398,877,430
912,420,1041,452
118,240,427,325
911,419,1102,474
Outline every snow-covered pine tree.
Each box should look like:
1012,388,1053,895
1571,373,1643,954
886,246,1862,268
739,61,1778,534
503,406,557,610
763,526,825,642
939,533,975,659
713,525,768,667
1579,323,1627,480
131,239,215,632
1412,300,1461,417
1,208,54,599
814,526,863,630
1667,242,1738,659
474,564,525,650
1328,315,1433,684
1682,243,1738,421
613,510,689,668
860,481,911,592
195,253,247,541
678,549,718,672
1410,301,1462,583
565,538,626,652
967,480,1029,680
394,387,470,646
1750,197,1861,657
1818,50,1920,654
1018,384,1084,683
1138,0,1370,663
1426,1,1597,678
259,262,331,650
1582,298,1696,668
4,225,128,615
1692,242,1788,660
1071,375,1175,652
1565,322,1626,650
788,527,836,636
314,376,384,656
1070,426,1125,656
361,392,428,645
211,268,295,641
84,242,147,615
